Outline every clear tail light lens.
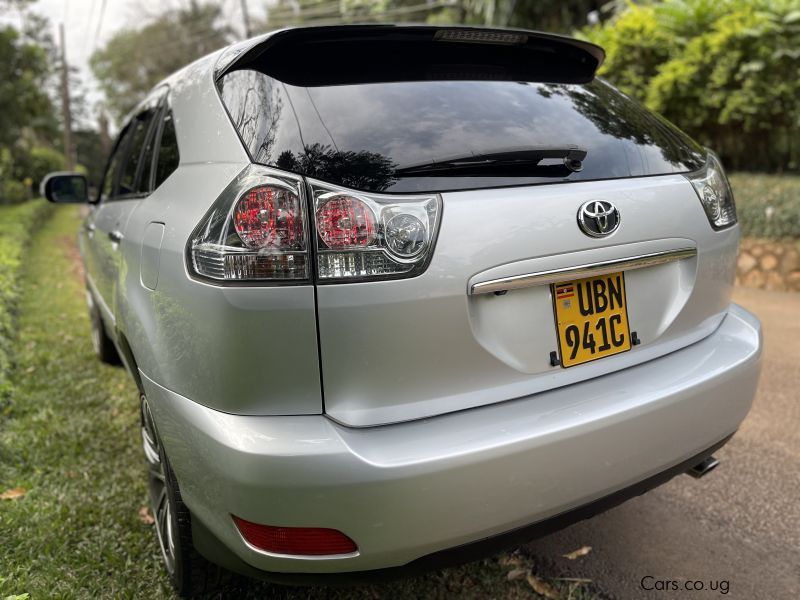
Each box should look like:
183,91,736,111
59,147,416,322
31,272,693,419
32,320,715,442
190,167,309,282
310,180,441,282
686,152,737,230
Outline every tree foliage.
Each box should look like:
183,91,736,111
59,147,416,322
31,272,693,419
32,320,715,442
583,0,800,172
0,26,54,149
90,3,232,120
260,0,605,32
0,18,63,200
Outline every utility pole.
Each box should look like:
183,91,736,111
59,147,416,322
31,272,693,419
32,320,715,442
240,0,252,37
59,23,74,171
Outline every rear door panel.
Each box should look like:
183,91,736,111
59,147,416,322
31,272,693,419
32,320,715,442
316,175,738,427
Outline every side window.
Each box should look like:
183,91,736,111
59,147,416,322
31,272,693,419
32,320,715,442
138,109,160,194
100,125,133,202
118,109,156,197
154,111,179,189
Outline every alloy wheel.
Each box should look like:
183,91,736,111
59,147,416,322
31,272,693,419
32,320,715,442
141,394,177,576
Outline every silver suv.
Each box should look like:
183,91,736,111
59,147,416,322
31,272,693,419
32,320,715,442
43,25,762,597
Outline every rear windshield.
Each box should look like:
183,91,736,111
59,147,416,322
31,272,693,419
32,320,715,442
219,61,703,194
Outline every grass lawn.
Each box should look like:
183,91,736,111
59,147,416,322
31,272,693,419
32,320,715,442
0,200,52,405
0,206,599,598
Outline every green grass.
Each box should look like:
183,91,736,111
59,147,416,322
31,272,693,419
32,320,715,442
0,200,52,406
0,206,600,599
729,173,800,240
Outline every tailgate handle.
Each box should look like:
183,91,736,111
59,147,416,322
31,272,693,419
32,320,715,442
470,247,697,295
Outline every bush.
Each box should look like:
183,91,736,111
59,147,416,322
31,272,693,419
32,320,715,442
729,173,800,239
27,146,66,190
1,180,31,204
582,0,800,173
0,200,53,405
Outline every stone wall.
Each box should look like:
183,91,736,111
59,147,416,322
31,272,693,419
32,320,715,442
736,238,800,292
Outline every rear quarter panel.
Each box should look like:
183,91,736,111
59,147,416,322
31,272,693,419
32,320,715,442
116,57,323,416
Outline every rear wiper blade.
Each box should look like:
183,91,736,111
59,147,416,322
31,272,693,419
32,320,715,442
395,145,587,177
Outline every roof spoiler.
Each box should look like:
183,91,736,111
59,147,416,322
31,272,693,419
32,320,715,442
214,24,605,86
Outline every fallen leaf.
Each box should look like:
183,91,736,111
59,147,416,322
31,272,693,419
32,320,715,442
527,573,560,599
499,553,524,567
0,486,26,500
562,545,592,560
138,505,155,525
507,568,529,581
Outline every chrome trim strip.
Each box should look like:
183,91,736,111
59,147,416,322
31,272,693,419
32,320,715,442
469,247,697,295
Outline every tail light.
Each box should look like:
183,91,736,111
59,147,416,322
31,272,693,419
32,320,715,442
685,151,737,230
190,167,310,281
310,179,440,281
189,166,441,284
232,516,357,556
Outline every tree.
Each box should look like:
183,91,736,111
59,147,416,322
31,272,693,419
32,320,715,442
260,0,605,31
90,3,232,121
583,0,800,172
0,26,54,149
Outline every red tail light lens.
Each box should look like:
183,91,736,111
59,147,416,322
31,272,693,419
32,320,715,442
316,195,377,249
310,182,441,281
190,167,309,281
233,186,305,250
232,516,357,556
188,165,440,284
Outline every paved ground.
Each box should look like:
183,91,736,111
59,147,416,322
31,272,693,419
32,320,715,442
521,288,800,599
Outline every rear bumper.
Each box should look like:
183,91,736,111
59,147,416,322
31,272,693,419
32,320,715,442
142,303,761,577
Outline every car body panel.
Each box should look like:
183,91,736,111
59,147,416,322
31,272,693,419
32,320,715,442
107,56,323,416
316,174,738,426
143,303,761,573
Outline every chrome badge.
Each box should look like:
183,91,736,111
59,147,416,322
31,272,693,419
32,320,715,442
578,200,620,238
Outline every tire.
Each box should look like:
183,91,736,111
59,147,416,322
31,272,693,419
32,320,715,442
86,289,121,365
140,393,219,598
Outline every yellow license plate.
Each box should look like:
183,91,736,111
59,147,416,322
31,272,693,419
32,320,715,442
552,272,631,368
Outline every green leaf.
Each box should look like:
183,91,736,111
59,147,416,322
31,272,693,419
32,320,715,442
782,10,800,24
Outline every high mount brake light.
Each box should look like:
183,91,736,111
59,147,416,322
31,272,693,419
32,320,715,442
188,166,441,283
685,152,737,230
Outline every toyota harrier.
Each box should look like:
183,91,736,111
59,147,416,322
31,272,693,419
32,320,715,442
42,24,762,597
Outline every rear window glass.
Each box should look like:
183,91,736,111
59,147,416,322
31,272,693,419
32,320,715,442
219,57,703,194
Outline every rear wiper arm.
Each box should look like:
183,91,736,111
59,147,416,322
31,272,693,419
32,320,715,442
395,145,587,176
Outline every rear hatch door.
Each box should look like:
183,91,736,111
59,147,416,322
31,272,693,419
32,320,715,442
217,26,736,427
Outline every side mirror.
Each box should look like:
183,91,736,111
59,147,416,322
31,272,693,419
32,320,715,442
40,172,90,204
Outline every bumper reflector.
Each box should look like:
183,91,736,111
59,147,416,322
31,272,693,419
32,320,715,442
232,516,357,556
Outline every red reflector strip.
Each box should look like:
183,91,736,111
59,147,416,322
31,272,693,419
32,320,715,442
232,516,357,556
